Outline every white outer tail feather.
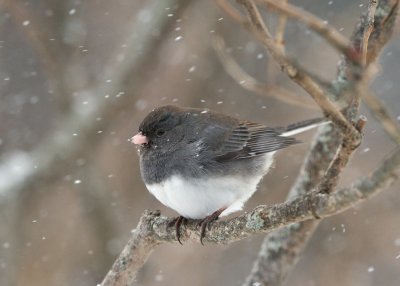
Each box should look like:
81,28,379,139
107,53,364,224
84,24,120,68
281,120,330,137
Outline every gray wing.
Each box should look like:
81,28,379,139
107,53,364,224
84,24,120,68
212,121,300,162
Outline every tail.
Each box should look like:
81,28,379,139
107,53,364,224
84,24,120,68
280,118,329,137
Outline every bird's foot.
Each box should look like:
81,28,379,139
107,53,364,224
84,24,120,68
168,216,188,245
196,208,226,245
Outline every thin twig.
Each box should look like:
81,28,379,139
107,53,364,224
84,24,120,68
362,0,378,65
274,0,287,52
336,0,399,83
216,0,245,23
319,116,367,194
217,0,332,90
212,36,317,109
257,0,361,64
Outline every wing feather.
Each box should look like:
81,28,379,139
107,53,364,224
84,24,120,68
214,121,299,162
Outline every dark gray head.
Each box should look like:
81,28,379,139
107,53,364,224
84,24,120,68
131,105,213,183
131,105,200,155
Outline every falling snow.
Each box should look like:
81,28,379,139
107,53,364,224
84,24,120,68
155,271,164,282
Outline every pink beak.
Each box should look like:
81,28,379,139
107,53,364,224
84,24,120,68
130,132,148,145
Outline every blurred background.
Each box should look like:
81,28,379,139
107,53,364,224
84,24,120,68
0,0,399,285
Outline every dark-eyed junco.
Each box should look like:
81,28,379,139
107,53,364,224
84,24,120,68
130,105,328,244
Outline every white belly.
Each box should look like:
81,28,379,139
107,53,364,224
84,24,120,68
145,153,275,219
146,174,261,219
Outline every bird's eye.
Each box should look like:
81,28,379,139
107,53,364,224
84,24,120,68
159,115,169,123
156,129,165,137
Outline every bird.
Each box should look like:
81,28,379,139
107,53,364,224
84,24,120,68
130,105,328,244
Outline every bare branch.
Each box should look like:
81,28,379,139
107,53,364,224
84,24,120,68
274,0,288,52
319,116,367,194
237,0,361,142
100,213,161,286
244,1,399,285
98,2,400,285
101,145,400,285
359,0,400,145
216,0,245,23
217,0,333,89
257,0,360,64
244,220,318,286
243,114,366,286
244,124,341,285
362,0,378,65
337,0,399,83
212,36,317,109
364,0,399,64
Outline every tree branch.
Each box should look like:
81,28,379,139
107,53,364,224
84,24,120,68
274,0,288,52
361,0,378,65
212,36,317,109
100,145,400,285
257,0,360,64
237,0,361,143
244,1,399,285
216,0,245,24
99,1,399,285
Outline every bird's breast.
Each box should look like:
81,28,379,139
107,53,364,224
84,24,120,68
146,174,262,219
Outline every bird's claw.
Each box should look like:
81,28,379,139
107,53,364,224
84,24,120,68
168,216,187,245
196,208,226,245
